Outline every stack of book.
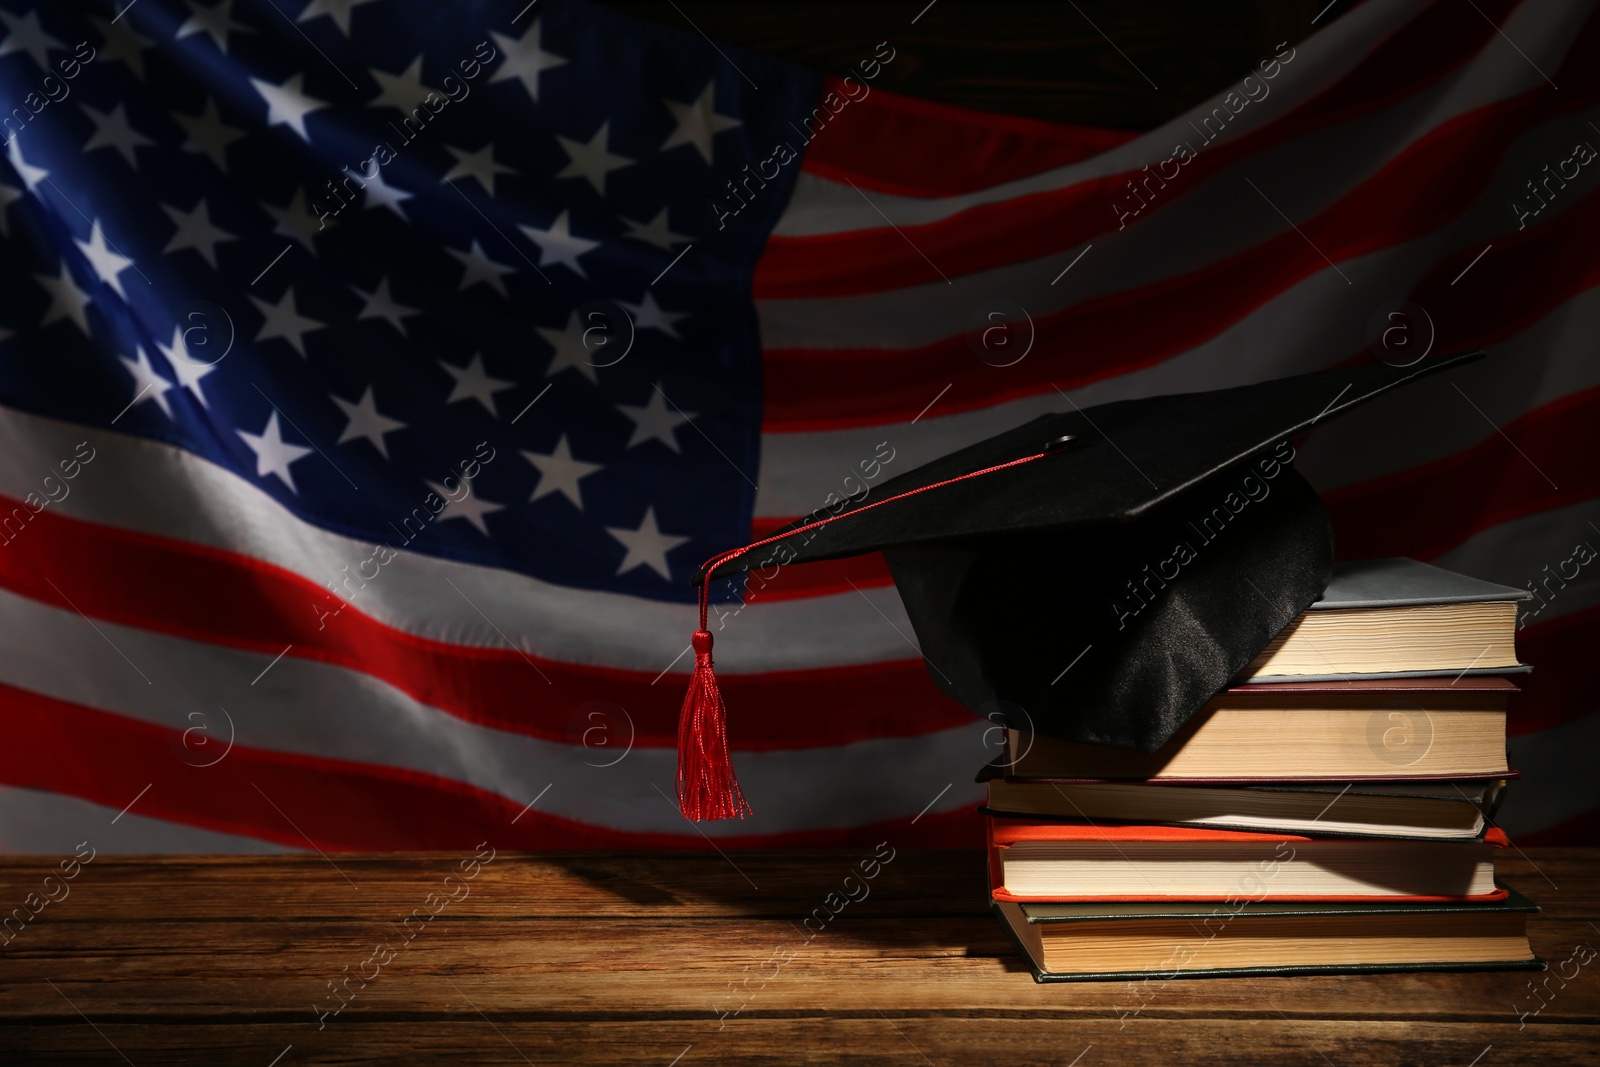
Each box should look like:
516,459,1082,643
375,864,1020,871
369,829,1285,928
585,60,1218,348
988,558,1545,981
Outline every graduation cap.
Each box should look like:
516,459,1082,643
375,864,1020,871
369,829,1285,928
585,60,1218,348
676,352,1483,821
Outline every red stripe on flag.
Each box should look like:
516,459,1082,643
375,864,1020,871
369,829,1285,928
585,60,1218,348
756,0,1531,300
762,93,1576,432
724,518,896,601
1324,388,1600,561
0,501,972,750
800,76,1137,198
0,682,982,850
1415,181,1600,356
1511,607,1600,737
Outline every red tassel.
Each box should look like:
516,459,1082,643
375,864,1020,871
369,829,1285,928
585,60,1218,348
676,629,751,821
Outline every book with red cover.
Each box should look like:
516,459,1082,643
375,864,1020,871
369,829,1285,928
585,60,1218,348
986,817,1510,904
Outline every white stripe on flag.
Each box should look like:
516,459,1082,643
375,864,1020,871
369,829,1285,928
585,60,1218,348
756,243,1599,519
0,784,296,855
0,585,989,837
0,405,919,674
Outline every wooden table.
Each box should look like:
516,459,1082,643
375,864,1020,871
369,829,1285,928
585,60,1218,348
1,849,1595,1065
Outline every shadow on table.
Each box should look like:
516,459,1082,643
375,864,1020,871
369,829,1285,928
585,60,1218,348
541,848,1021,958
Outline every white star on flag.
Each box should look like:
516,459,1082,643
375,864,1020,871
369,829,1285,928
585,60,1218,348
427,479,503,535
369,55,429,112
621,292,689,339
119,346,175,419
33,264,94,336
556,122,634,195
536,311,600,383
87,16,151,79
81,103,154,166
332,386,405,458
351,278,419,335
177,0,251,50
622,208,692,250
237,410,313,494
266,188,326,246
447,240,516,297
490,19,566,103
442,142,515,193
298,0,381,37
606,506,691,580
74,223,137,301
7,138,48,193
162,199,236,268
618,389,695,452
519,210,599,279
175,99,247,169
250,289,323,357
441,354,514,414
249,74,329,140
523,435,602,509
359,165,412,218
0,9,63,68
155,325,219,409
662,82,741,164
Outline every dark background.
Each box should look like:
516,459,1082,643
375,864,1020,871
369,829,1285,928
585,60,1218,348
596,0,1357,128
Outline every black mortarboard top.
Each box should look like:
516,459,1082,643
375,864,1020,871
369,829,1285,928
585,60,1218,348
674,352,1483,821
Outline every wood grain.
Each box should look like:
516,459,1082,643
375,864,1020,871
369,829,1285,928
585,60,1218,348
0,850,1594,1064
3,1022,1599,1067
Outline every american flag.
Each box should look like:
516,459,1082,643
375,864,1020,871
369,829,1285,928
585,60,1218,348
0,0,1594,853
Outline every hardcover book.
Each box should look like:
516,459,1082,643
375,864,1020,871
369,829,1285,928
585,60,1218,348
1001,677,1514,780
983,778,1504,840
986,819,1510,902
1242,558,1530,682
994,886,1541,981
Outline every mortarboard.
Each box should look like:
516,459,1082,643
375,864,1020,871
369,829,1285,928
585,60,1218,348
676,352,1484,821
